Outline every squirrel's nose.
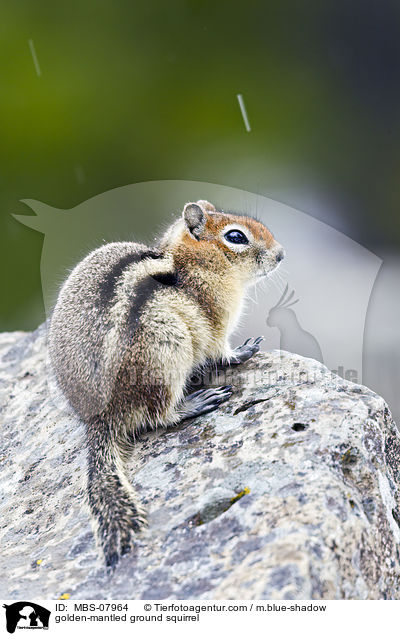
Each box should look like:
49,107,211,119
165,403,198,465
275,248,285,263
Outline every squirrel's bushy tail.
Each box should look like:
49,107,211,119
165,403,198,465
86,416,146,568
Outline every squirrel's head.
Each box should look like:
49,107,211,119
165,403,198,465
160,200,284,285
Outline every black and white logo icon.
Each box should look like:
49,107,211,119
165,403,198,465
3,602,50,633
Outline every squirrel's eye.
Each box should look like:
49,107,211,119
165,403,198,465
224,229,249,245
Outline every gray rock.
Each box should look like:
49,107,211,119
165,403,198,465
1,324,400,600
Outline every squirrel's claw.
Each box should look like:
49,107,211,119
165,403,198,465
229,336,264,365
179,386,233,421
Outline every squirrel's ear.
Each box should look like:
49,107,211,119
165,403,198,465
196,200,216,213
183,203,205,239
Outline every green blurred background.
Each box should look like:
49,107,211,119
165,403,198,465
1,0,400,331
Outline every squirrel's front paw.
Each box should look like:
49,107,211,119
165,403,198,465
230,336,264,364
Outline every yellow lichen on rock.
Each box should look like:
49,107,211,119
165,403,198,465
230,487,251,504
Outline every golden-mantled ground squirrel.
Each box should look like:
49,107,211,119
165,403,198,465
48,200,284,567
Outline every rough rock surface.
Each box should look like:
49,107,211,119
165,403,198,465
1,324,400,600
